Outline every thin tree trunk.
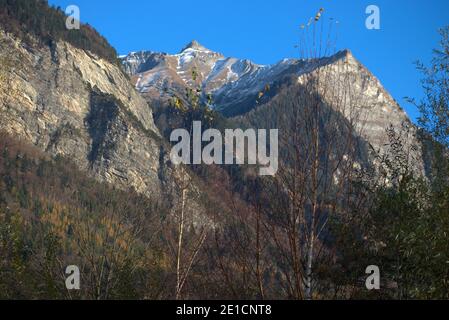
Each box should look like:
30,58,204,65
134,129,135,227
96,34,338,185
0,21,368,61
176,188,187,299
305,99,320,300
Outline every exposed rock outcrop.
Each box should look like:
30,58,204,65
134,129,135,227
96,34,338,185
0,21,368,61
0,30,171,198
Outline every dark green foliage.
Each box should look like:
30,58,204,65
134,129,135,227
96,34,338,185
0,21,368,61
0,0,118,64
414,27,449,149
328,27,449,300
371,177,448,299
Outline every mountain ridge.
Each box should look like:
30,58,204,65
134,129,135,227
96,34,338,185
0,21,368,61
121,42,353,115
120,41,426,177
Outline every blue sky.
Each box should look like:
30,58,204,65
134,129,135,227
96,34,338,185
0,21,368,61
49,0,448,121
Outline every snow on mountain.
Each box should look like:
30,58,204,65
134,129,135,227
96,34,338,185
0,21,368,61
120,40,308,113
119,43,411,136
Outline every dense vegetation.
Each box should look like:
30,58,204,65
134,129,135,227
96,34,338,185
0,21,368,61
333,27,449,299
0,0,118,64
0,132,174,299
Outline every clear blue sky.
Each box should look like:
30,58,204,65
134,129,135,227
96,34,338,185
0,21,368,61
49,0,448,122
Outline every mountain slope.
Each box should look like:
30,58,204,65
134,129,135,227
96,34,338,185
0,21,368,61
0,0,118,64
0,27,172,198
0,131,167,299
235,50,425,170
121,40,298,116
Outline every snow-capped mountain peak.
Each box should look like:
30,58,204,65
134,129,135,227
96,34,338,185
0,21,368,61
120,45,388,119
180,40,211,53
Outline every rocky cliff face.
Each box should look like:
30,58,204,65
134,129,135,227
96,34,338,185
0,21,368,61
0,29,172,198
295,50,424,168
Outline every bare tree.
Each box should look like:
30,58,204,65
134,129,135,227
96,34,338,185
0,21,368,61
261,11,375,299
172,172,208,299
166,70,210,299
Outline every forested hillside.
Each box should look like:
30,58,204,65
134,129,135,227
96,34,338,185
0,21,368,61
0,0,118,64
0,132,170,299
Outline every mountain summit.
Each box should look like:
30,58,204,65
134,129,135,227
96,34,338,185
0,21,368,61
180,40,210,52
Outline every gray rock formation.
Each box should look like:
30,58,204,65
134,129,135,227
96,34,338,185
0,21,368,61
0,30,171,198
